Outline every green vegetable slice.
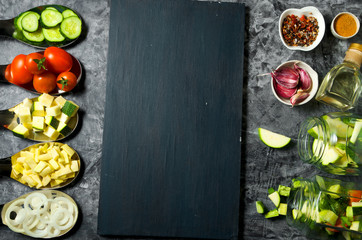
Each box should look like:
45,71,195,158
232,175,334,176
21,12,40,32
258,128,291,148
60,16,82,40
42,26,65,42
62,9,78,18
41,9,63,28
22,28,44,42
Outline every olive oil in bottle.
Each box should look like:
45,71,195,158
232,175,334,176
315,43,362,111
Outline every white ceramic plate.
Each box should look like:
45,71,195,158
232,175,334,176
271,60,319,106
279,6,325,51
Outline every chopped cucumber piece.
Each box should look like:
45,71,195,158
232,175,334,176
321,144,343,166
22,28,44,42
322,115,353,138
43,126,60,140
57,122,72,136
308,126,320,139
45,116,60,129
278,185,291,197
61,100,79,117
347,206,354,219
62,9,77,18
255,201,265,214
278,203,287,216
21,12,39,32
60,16,82,40
319,209,338,225
350,221,361,232
268,191,280,208
351,121,362,144
352,205,362,216
32,102,45,117
258,128,291,148
12,124,30,138
32,116,45,131
41,9,63,28
265,209,279,218
327,184,343,199
38,93,54,108
292,209,301,219
42,26,65,42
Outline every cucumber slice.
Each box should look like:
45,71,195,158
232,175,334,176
319,209,338,225
278,185,291,197
41,9,63,28
21,12,40,32
22,28,44,42
60,16,82,40
255,201,265,214
308,126,320,139
278,203,287,216
323,115,353,138
16,11,30,30
42,26,65,42
62,9,78,18
321,145,343,165
258,128,291,148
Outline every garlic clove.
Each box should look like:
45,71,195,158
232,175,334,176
273,78,297,99
290,90,310,107
294,63,312,91
271,67,299,89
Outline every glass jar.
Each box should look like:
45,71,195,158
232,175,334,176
315,43,362,111
298,112,362,175
287,175,362,239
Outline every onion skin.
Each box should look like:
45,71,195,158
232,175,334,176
273,78,297,99
271,67,299,89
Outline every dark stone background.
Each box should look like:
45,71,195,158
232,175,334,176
0,0,361,239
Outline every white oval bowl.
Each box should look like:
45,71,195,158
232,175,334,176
271,60,319,106
279,6,325,51
331,12,360,40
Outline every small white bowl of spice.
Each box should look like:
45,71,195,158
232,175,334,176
279,6,326,51
331,12,360,39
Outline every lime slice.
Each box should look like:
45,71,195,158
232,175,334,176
258,128,291,148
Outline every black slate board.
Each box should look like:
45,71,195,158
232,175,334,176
98,0,245,239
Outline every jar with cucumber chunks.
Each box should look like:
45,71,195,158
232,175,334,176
287,175,362,239
298,112,362,175
14,6,82,44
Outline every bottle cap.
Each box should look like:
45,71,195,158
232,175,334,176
349,43,362,52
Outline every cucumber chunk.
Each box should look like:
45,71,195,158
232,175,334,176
322,115,353,138
57,122,72,136
268,191,280,207
265,209,279,218
41,9,63,28
21,12,39,32
258,128,291,148
319,209,338,225
60,16,82,40
12,124,30,138
42,26,65,42
351,121,362,144
61,100,79,117
278,203,287,216
278,185,291,197
255,201,265,214
23,28,44,42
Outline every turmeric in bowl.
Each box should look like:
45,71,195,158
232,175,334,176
334,13,357,37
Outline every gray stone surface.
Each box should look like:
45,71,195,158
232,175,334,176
0,0,361,239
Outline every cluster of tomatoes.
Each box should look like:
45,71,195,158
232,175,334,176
5,47,77,93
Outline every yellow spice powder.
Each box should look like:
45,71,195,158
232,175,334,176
334,13,357,37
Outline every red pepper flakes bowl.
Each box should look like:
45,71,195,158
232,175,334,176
271,60,319,106
279,6,325,51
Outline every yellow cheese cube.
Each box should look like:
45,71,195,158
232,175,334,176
49,159,60,170
24,157,37,170
38,93,54,108
37,153,52,161
40,166,54,177
61,144,75,158
33,161,47,173
42,175,51,186
70,160,79,172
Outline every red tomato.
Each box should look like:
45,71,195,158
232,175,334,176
44,47,73,74
4,64,13,82
25,52,47,75
33,71,57,93
56,72,77,92
348,190,362,205
11,54,33,85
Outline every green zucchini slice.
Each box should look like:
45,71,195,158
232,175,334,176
23,28,45,42
21,12,40,32
41,9,63,28
42,26,65,42
60,16,82,39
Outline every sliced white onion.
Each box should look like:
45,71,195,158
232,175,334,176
3,190,78,238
